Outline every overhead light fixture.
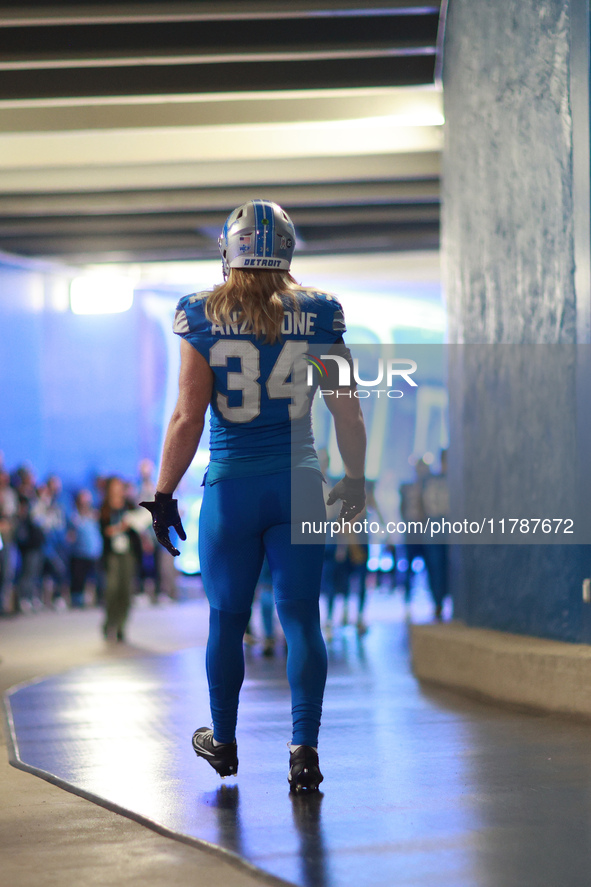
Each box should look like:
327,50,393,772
70,273,134,314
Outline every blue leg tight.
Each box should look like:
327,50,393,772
276,598,327,745
199,470,327,746
206,607,251,743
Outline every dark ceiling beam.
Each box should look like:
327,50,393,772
292,205,441,226
0,54,435,100
297,224,439,253
0,204,439,237
0,16,438,65
0,181,440,217
0,2,441,28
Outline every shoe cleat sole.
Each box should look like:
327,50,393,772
288,744,323,792
291,781,320,793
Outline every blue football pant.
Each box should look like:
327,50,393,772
198,469,327,746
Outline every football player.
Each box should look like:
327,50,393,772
142,199,366,791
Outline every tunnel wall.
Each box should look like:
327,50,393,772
442,0,591,641
0,257,147,490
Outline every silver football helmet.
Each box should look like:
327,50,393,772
218,199,296,278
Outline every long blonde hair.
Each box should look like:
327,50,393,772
205,268,299,344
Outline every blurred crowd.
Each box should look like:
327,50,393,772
0,457,177,628
319,449,451,638
0,450,450,644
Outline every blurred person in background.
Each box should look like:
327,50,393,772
35,474,68,609
92,475,108,605
257,557,277,656
14,493,45,612
0,469,18,614
243,556,278,656
324,479,379,639
347,539,370,635
371,468,400,594
324,539,369,638
122,479,145,594
99,476,139,641
399,458,430,612
67,489,103,608
421,450,450,621
319,448,342,641
324,542,349,638
13,464,36,501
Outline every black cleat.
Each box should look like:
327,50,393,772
288,745,323,793
192,727,238,777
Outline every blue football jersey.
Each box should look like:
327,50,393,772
173,288,346,476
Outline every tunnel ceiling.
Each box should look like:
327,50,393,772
0,1,442,264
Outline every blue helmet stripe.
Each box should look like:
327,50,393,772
254,199,264,256
253,199,275,258
265,200,275,256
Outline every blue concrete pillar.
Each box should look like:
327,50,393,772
442,0,591,641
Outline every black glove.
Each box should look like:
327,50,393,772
139,492,186,557
326,475,366,521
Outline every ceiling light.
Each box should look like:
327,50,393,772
70,273,134,314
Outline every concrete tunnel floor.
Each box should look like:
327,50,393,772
2,583,590,887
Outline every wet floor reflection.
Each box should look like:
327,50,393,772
290,792,329,887
199,784,244,859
